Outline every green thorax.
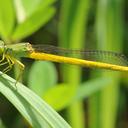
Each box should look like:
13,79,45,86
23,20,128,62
6,43,34,57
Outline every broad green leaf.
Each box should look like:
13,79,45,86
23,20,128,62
12,6,55,41
21,0,55,18
14,0,55,23
0,73,71,128
44,77,113,111
28,61,57,97
75,77,113,101
43,84,74,111
0,0,15,39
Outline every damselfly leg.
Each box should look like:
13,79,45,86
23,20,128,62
2,56,15,74
13,58,25,86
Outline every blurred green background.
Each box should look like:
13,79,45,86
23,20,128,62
0,0,128,128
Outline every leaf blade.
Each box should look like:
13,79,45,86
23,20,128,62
28,61,57,97
0,0,15,39
0,73,71,128
12,6,56,40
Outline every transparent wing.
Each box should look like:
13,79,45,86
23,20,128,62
32,44,128,66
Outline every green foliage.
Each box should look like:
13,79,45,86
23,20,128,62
0,73,71,128
0,0,15,40
28,61,57,96
44,83,74,111
17,0,55,17
0,0,127,128
0,0,56,42
0,0,72,127
43,77,113,111
89,0,124,128
75,77,113,101
0,119,6,128
59,0,90,128
12,5,55,40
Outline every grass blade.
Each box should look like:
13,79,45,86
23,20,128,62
0,73,71,128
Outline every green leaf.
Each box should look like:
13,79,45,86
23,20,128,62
28,61,57,97
74,77,114,101
20,0,56,18
43,84,74,111
44,77,113,111
12,5,55,41
0,73,71,128
0,0,15,39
